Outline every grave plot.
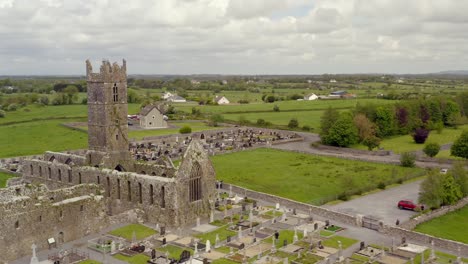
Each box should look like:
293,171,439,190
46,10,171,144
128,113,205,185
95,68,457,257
108,223,157,241
87,234,126,254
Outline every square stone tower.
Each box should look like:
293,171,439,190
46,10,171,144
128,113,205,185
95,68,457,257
85,60,132,169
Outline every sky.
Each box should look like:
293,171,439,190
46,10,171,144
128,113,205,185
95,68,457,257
1,0,468,75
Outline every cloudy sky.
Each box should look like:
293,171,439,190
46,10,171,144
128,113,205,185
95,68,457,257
1,0,468,75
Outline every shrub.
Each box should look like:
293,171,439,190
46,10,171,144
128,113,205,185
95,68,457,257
400,152,416,167
413,128,430,144
256,119,266,126
288,118,299,128
238,99,249,104
179,126,192,134
377,182,386,190
423,143,440,157
0,110,5,118
451,130,468,159
273,105,280,112
302,125,311,131
337,192,349,201
7,103,18,111
238,116,251,126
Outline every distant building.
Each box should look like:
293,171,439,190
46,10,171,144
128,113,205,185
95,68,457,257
328,90,356,99
329,79,337,83
162,92,174,99
214,95,230,105
167,95,187,103
139,104,168,129
329,90,347,97
304,93,318,101
221,80,228,85
191,79,200,85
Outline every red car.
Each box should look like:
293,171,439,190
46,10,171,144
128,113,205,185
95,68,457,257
398,200,418,210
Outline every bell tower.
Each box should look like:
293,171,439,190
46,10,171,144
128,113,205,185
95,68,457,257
85,59,132,169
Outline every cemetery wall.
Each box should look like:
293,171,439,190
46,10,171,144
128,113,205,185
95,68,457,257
380,225,468,256
223,184,358,227
312,144,392,156
400,197,468,230
0,184,108,263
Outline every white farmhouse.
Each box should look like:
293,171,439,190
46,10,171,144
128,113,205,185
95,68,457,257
304,93,318,101
167,95,187,103
139,104,168,129
214,95,230,105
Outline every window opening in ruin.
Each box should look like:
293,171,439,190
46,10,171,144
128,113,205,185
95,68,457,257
68,170,72,183
161,186,165,208
48,167,52,179
78,173,82,184
15,188,20,195
49,156,55,162
58,169,62,181
149,184,154,204
39,215,42,222
189,162,202,202
138,182,142,204
117,179,121,199
127,181,131,201
141,171,146,174
97,175,100,184
115,164,125,172
39,166,42,177
59,210,63,219
30,164,33,175
65,158,72,165
116,134,119,140
106,177,111,197
15,221,19,229
113,83,119,102
80,205,84,212
58,232,64,244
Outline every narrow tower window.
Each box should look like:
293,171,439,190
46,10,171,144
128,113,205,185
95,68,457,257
113,83,119,102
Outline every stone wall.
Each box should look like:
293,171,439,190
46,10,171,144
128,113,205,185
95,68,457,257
222,184,358,227
400,197,468,230
0,184,108,263
313,144,392,156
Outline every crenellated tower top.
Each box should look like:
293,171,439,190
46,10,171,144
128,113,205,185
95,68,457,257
86,59,127,83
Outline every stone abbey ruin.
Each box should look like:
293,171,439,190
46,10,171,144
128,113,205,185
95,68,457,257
0,60,216,262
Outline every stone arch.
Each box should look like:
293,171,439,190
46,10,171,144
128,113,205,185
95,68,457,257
149,184,154,204
161,186,166,208
189,162,202,202
49,156,56,162
58,231,64,244
58,169,62,181
115,164,125,172
151,172,156,176
141,171,146,175
30,164,33,175
64,158,73,165
200,133,205,140
106,177,111,197
138,182,143,204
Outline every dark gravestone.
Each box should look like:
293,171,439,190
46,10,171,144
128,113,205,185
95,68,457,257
253,200,257,208
360,241,365,250
401,237,406,245
203,258,209,264
226,236,231,243
325,220,330,227
293,208,297,215
283,239,288,247
253,237,257,243
274,231,279,240
220,181,223,189
160,226,166,236
151,249,156,259
242,204,246,212
318,240,323,249
162,237,167,245
180,250,191,262
314,223,318,230
239,243,245,249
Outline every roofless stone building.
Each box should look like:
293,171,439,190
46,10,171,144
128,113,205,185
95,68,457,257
1,60,216,262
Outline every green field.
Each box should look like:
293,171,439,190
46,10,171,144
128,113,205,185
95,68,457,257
109,224,157,241
414,205,468,244
211,148,424,205
224,110,325,129
0,172,16,188
353,125,468,153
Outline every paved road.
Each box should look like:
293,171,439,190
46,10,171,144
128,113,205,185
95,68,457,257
325,180,422,224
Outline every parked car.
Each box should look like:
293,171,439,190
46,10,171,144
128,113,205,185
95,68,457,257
397,200,419,210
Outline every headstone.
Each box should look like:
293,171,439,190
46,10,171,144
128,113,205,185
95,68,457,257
401,237,406,245
360,241,365,250
132,231,137,246
293,208,297,215
430,240,435,260
421,252,424,264
293,228,298,243
215,234,220,248
162,237,167,245
30,244,39,264
205,240,211,253
283,257,288,264
110,241,117,254
238,226,243,239
160,226,166,236
156,223,160,233
283,239,288,247
253,200,257,208
210,211,214,223
196,217,200,227
229,185,232,197
226,236,231,243
314,223,318,230
194,242,199,258
151,249,156,259
325,220,330,227
303,228,308,238
275,203,280,210
271,238,276,253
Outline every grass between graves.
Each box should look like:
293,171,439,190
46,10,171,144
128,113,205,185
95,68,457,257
156,244,193,259
108,224,157,241
194,226,237,245
113,254,150,264
0,172,16,188
353,125,468,153
211,148,424,205
434,251,468,264
322,235,358,249
414,205,468,244
211,258,240,264
78,261,102,264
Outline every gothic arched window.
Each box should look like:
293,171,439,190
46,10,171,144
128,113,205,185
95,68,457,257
113,83,119,102
189,163,202,202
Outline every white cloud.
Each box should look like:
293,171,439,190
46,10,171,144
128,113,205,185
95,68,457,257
0,0,467,74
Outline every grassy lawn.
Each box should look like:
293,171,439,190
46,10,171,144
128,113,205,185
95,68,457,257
113,254,150,264
211,148,424,205
212,258,240,264
435,149,465,160
0,119,88,158
156,244,193,259
414,205,468,244
0,172,16,188
128,121,219,140
322,235,358,249
78,261,102,264
194,226,237,245
109,224,157,241
320,230,335,237
353,125,468,153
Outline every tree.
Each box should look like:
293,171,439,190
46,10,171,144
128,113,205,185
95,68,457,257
288,118,299,128
63,85,79,104
423,143,440,157
395,107,409,134
451,162,468,196
353,114,376,142
441,174,463,205
362,135,381,151
323,112,358,147
451,130,468,159
265,95,276,103
208,114,224,127
413,128,430,144
443,100,461,127
374,106,395,137
400,152,416,167
419,170,444,209
0,110,5,118
320,107,340,141
273,105,280,112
